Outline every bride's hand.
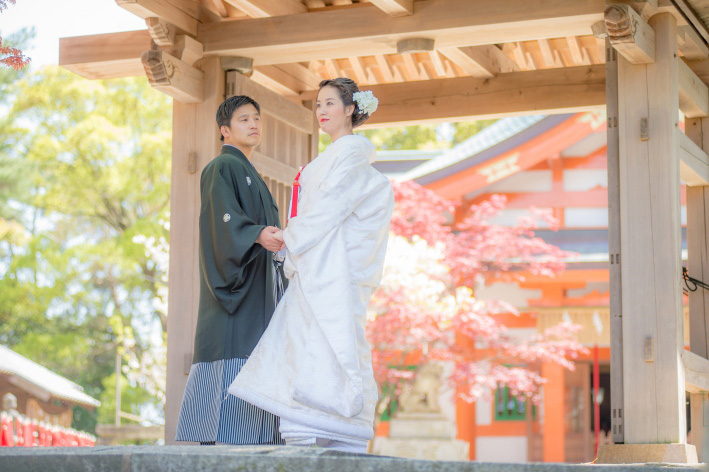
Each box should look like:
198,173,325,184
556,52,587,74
273,230,286,251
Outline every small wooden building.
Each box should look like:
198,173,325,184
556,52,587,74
59,0,709,462
0,345,99,427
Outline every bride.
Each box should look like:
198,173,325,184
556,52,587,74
228,78,394,453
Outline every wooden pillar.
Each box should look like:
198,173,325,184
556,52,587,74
685,117,709,460
616,12,685,444
542,362,565,462
165,57,225,444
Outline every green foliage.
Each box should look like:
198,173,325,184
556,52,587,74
97,372,157,425
1,64,171,433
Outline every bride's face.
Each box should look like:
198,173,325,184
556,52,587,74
316,86,355,137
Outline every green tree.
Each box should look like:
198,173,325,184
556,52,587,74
1,66,171,432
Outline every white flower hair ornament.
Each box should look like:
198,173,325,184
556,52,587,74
353,90,379,116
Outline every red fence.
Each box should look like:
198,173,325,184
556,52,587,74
1,412,96,447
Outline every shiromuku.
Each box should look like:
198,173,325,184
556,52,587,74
228,78,393,453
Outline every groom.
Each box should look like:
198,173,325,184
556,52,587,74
175,95,286,445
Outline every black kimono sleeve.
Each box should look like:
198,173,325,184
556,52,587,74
199,161,265,315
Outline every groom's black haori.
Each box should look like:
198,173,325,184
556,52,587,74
175,95,286,445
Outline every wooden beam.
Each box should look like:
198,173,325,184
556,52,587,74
679,58,709,118
438,45,519,78
228,71,312,133
252,63,322,96
618,0,658,21
222,0,306,18
198,0,605,66
679,129,709,186
672,0,709,46
685,351,709,394
202,0,227,17
301,64,605,126
605,3,655,64
566,36,592,65
59,30,159,80
537,39,563,68
174,35,204,65
116,0,202,36
347,56,370,84
678,25,709,60
369,0,414,17
142,50,205,103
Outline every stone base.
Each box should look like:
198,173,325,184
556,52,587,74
388,412,458,439
1,446,706,471
372,437,470,461
597,443,699,464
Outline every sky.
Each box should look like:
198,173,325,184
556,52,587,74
1,0,146,67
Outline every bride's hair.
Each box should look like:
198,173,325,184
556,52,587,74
318,78,369,128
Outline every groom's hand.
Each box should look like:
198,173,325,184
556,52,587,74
257,226,286,252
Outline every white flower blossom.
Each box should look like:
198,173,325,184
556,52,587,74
353,90,379,116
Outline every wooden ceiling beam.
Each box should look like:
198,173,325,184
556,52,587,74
368,0,414,17
201,0,227,17
59,30,159,79
299,64,606,127
116,0,215,36
678,25,709,60
222,0,306,18
198,0,605,65
439,45,519,78
679,58,709,118
679,128,709,186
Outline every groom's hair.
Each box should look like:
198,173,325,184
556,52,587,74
216,95,261,141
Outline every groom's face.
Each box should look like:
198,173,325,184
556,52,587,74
222,103,262,148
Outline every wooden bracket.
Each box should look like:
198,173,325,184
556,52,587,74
174,35,203,66
141,50,204,103
397,38,435,54
146,17,176,46
605,4,655,64
221,56,254,75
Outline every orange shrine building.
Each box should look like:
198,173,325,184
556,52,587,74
372,112,691,463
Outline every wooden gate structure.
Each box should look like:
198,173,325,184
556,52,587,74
59,0,709,462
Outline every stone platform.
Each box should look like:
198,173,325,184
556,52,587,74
1,446,706,472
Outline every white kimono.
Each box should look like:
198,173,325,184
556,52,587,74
228,134,394,444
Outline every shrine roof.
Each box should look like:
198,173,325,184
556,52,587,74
0,345,100,408
403,114,574,185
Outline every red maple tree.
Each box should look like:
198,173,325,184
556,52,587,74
368,180,586,409
0,1,30,70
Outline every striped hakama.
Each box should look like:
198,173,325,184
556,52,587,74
175,357,284,445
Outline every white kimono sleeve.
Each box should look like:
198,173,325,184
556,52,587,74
283,148,372,256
